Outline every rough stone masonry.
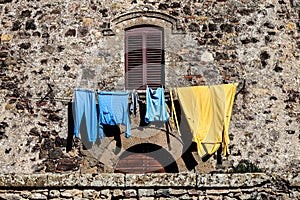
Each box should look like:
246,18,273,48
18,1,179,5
0,173,299,200
0,0,299,176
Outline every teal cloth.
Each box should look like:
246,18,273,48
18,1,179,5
97,92,131,138
145,87,169,123
73,90,97,142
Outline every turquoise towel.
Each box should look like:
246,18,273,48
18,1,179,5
145,88,169,123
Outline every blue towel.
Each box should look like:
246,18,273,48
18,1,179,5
145,87,169,123
97,91,131,138
73,90,98,142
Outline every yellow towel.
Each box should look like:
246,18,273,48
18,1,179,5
177,83,237,157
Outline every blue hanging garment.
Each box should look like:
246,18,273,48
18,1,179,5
73,90,98,142
145,87,169,123
97,91,131,138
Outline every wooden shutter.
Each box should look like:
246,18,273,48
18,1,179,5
126,33,144,90
125,26,164,90
146,30,163,89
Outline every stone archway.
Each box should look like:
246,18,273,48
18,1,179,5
102,10,184,36
114,143,179,173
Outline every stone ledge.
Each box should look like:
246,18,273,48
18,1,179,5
0,173,298,188
0,173,125,188
126,173,196,187
271,173,300,187
197,173,271,188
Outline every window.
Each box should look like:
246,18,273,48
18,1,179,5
125,26,164,90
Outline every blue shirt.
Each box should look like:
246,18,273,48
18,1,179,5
145,88,169,123
98,92,131,138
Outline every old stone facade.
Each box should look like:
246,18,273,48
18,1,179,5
0,0,299,177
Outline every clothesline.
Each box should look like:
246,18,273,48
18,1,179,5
3,96,73,102
2,80,246,103
1,89,169,103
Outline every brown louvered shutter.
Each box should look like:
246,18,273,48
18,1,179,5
125,26,164,90
146,30,163,89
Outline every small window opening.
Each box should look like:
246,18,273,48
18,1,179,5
125,25,165,90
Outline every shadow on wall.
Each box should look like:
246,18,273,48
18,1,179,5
67,99,199,173
115,143,179,173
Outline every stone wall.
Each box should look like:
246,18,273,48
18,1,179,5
0,173,299,199
0,0,299,174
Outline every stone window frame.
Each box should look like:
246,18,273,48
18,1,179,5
101,11,185,90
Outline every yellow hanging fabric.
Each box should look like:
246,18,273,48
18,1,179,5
177,83,238,158
222,83,238,156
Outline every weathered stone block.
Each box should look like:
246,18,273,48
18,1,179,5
90,173,125,187
179,194,191,199
20,191,31,198
73,198,89,200
47,173,79,187
82,18,94,26
0,52,8,58
29,193,47,200
0,174,11,187
155,189,170,197
25,19,36,30
197,173,270,188
138,189,155,197
188,189,204,196
201,51,214,62
0,0,13,4
49,190,60,198
1,34,13,41
61,189,82,198
206,189,230,195
100,189,110,198
22,174,48,187
112,189,123,197
65,29,76,37
169,189,187,195
124,189,137,197
289,173,300,187
126,173,196,187
82,189,99,199
139,197,155,200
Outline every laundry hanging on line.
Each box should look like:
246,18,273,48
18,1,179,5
176,83,238,159
72,83,238,159
72,87,170,140
72,90,136,141
145,87,169,123
73,89,98,142
97,91,131,138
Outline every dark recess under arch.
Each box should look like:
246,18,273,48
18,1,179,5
115,143,179,173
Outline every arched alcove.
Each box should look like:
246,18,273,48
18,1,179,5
114,143,179,173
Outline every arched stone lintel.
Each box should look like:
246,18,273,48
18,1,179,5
102,11,185,36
